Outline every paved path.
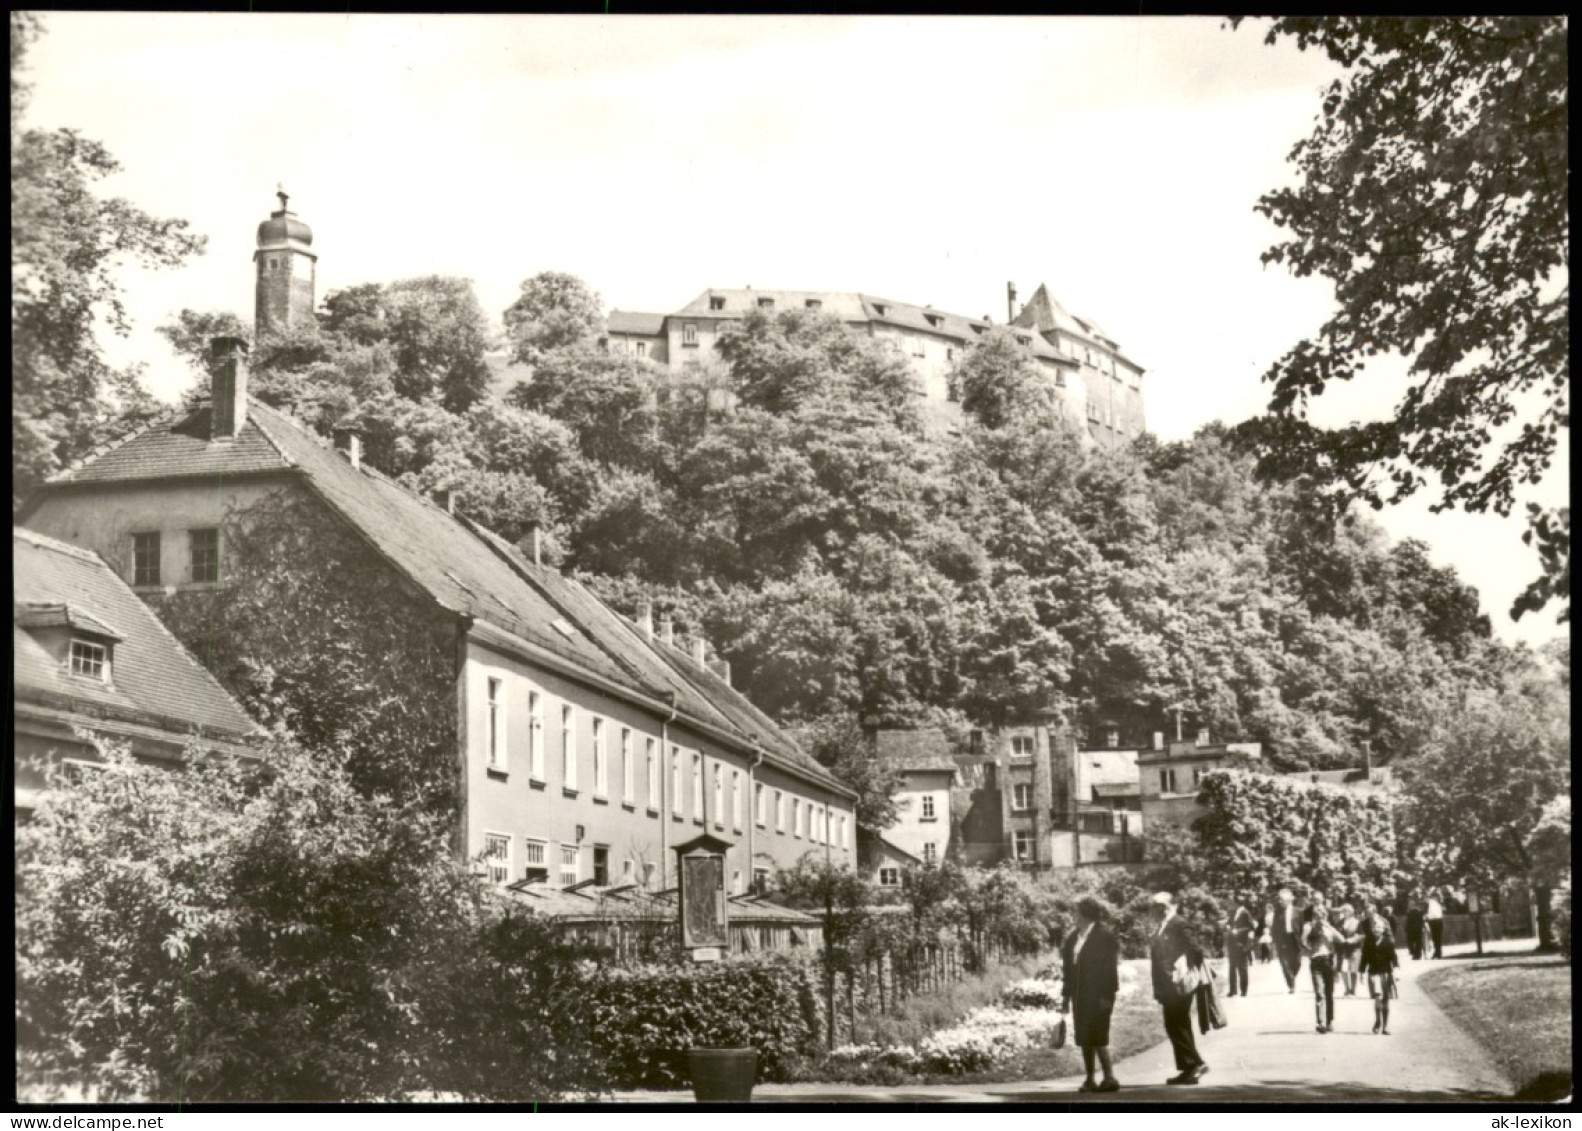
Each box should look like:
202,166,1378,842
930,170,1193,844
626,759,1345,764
610,939,1524,1104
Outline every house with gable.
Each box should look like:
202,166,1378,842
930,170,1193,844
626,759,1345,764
18,193,857,898
13,527,259,818
858,728,957,888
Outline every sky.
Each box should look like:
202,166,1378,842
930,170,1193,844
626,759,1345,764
19,13,1568,646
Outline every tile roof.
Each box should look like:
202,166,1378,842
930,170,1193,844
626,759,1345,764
30,396,853,799
13,528,259,739
16,602,123,640
47,406,294,485
503,883,818,924
874,728,958,773
605,310,667,336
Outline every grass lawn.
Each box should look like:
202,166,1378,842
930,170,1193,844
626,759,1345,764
1418,953,1572,1101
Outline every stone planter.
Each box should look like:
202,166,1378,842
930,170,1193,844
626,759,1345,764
687,1048,759,1102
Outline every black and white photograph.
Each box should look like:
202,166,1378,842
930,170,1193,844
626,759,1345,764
12,13,1570,1109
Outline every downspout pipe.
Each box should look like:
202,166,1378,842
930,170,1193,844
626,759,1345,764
748,745,765,891
660,690,678,887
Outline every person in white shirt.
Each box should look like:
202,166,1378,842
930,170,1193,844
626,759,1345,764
1425,891,1445,958
1301,897,1345,1033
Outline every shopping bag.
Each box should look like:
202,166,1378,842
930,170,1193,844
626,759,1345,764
1049,1016,1067,1049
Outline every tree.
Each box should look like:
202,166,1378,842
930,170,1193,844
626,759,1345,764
12,12,205,506
1397,649,1570,948
16,735,602,1102
157,308,252,375
1235,16,1569,624
797,713,902,831
503,271,604,362
953,330,1058,431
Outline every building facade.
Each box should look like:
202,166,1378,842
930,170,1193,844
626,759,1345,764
13,527,258,817
858,729,957,886
19,195,857,895
604,284,1145,449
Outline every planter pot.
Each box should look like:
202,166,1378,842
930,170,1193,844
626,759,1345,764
687,1048,759,1102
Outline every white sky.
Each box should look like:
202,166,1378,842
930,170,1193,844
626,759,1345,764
20,13,1568,646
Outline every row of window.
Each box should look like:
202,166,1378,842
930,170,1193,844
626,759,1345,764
480,831,774,893
482,673,850,847
130,529,219,587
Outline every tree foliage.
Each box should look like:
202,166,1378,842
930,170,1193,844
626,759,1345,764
1235,16,1569,624
16,736,602,1102
503,270,605,362
11,12,205,506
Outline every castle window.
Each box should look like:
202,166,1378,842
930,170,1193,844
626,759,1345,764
1010,735,1034,758
805,299,822,310
132,531,161,587
1013,831,1033,860
69,639,108,682
709,296,725,311
921,794,937,820
1012,783,1033,811
757,297,775,310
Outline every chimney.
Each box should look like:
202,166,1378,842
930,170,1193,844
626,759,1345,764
708,658,732,686
1153,731,1164,752
658,614,674,647
636,601,654,640
331,422,363,470
208,337,249,441
1007,281,1017,324
434,487,456,514
690,635,708,669
1196,727,1210,747
530,524,542,566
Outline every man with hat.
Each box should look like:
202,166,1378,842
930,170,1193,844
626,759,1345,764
1148,891,1208,1085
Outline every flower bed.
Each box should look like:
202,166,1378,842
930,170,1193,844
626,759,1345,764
823,976,1067,1077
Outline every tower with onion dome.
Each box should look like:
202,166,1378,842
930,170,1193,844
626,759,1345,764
253,185,317,338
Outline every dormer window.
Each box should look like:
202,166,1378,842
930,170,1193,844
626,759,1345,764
873,303,889,317
757,297,775,310
970,323,986,335
924,313,943,328
709,296,726,311
804,299,822,310
70,639,108,681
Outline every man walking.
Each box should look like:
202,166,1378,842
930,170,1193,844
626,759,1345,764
1425,890,1445,958
1149,892,1208,1086
1226,892,1256,998
1405,896,1426,961
1268,887,1303,993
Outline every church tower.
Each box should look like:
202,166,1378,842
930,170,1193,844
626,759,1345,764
253,186,317,338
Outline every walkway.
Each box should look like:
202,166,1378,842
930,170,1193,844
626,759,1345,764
609,939,1524,1104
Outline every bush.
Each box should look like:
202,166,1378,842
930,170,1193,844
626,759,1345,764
577,951,825,1088
1553,888,1572,962
16,736,602,1102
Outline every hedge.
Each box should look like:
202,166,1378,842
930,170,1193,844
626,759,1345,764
577,951,826,1088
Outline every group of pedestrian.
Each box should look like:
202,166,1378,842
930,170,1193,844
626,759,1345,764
1057,884,1414,1093
1404,889,1446,960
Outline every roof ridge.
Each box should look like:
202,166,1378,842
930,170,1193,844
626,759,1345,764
46,405,187,483
243,395,300,468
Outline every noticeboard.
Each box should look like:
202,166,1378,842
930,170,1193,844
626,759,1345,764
681,852,728,948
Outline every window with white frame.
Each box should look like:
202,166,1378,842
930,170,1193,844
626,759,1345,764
691,752,703,820
713,762,724,827
755,781,766,826
486,677,505,771
1012,783,1033,811
732,769,743,831
792,798,802,838
559,844,579,886
69,639,108,681
879,867,901,888
921,794,937,820
671,747,683,815
647,737,659,809
483,832,511,884
561,705,577,790
776,789,785,832
528,689,544,780
525,838,548,881
1010,735,1034,758
592,717,607,797
621,728,634,804
1013,830,1033,860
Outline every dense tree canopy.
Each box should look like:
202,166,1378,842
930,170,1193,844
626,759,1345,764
1234,16,1569,625
11,12,205,506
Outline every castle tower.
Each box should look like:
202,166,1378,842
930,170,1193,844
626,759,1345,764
253,185,317,339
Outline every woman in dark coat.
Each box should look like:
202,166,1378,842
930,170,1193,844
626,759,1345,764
1061,895,1121,1092
1358,898,1401,1035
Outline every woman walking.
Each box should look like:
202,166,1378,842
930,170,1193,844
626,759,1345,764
1301,897,1344,1033
1335,902,1362,996
1358,898,1401,1035
1061,895,1121,1092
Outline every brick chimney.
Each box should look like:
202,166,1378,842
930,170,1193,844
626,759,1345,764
636,601,654,640
708,658,731,686
331,422,363,470
529,524,542,566
208,337,249,441
434,487,455,514
690,635,707,669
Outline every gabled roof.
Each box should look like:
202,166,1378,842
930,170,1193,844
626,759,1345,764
676,289,872,321
13,528,258,740
26,396,851,799
874,728,958,773
46,405,294,485
605,310,667,336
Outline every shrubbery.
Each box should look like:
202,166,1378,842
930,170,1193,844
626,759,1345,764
16,736,602,1102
